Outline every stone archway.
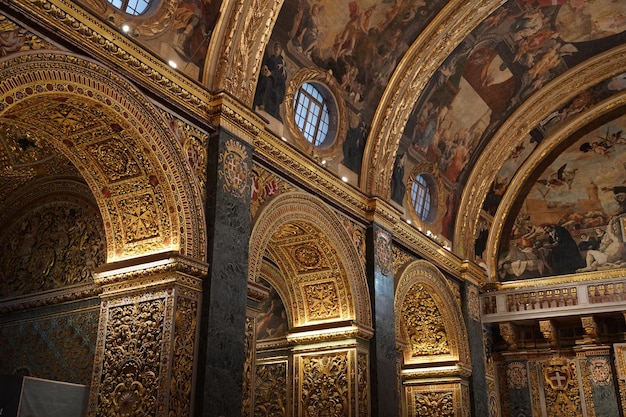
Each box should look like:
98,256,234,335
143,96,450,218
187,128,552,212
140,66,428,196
248,191,372,416
0,51,206,262
395,260,471,417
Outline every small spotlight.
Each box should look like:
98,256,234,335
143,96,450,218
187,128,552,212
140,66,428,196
321,159,327,165
281,136,288,142
341,176,348,182
406,219,412,224
121,24,130,33
168,60,178,69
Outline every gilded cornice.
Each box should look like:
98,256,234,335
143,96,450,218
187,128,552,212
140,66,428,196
287,321,374,347
393,220,467,279
0,283,101,314
401,364,473,381
94,251,208,289
365,197,400,232
211,0,283,105
362,0,506,197
457,45,626,264
208,91,265,145
252,128,371,217
5,0,212,119
486,267,626,292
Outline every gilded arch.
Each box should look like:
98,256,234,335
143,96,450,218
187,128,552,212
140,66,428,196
249,191,372,329
395,260,470,366
0,51,206,262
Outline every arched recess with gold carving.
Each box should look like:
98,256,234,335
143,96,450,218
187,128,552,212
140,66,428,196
249,191,372,329
0,51,206,262
395,260,471,367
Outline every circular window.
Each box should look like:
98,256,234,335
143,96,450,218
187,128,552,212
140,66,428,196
410,174,437,222
292,81,340,148
293,82,330,147
107,0,151,15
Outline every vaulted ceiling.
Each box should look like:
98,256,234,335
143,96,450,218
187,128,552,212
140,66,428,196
1,0,625,283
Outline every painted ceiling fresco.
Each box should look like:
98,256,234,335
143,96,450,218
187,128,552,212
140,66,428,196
498,111,626,281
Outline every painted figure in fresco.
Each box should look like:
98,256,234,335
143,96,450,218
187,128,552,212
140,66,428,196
172,0,215,64
292,3,325,57
391,152,407,205
332,2,376,60
342,114,367,174
577,215,626,272
254,41,287,121
256,291,288,340
542,224,585,275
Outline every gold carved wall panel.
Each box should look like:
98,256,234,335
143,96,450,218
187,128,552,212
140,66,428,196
254,360,288,417
405,383,467,417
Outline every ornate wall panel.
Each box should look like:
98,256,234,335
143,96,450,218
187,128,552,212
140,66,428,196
405,382,468,417
395,260,470,366
89,263,204,417
254,360,288,417
0,306,99,384
294,349,367,417
0,199,105,298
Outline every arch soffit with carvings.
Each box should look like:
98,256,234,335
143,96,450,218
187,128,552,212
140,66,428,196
249,191,372,329
0,51,206,262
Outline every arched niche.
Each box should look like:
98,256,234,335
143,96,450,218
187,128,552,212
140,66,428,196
0,51,206,262
249,191,372,331
395,260,471,367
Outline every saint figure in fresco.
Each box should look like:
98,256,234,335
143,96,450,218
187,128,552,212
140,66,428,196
172,0,217,66
391,152,407,205
542,224,585,275
254,41,287,121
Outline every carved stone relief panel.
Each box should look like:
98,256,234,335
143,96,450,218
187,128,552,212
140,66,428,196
254,360,288,417
0,201,105,298
0,307,98,384
405,383,465,417
296,350,352,417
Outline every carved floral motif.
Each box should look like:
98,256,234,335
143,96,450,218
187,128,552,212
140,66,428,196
254,362,287,417
97,299,165,417
414,392,454,416
301,353,349,417
401,283,450,356
303,281,340,321
168,297,197,417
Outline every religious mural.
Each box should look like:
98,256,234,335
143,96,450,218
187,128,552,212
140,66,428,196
257,0,447,173
256,279,289,341
498,112,626,281
76,0,222,80
394,0,626,239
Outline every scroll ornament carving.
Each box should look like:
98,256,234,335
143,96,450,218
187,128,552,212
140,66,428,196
250,167,295,217
357,353,368,416
402,284,450,356
543,358,582,417
87,138,141,182
117,193,161,244
301,354,349,416
414,392,454,417
254,362,287,417
168,297,197,417
375,228,393,276
242,316,254,417
98,299,164,417
0,203,105,298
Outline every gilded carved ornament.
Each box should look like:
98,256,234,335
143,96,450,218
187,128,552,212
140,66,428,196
249,192,372,328
0,52,206,261
457,47,626,263
395,260,471,366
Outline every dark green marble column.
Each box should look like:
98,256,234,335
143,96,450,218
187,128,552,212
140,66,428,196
195,128,253,417
463,282,490,417
366,224,399,417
